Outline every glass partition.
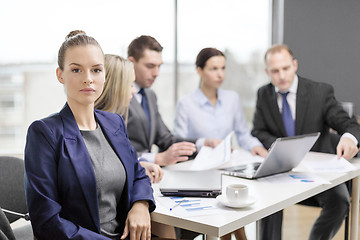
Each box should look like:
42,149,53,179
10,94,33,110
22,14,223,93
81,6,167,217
176,0,271,128
0,0,270,155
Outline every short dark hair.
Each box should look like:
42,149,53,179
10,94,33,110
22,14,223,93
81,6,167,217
196,48,225,69
264,44,295,63
127,35,163,61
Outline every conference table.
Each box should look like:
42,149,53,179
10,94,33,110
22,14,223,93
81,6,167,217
150,151,360,240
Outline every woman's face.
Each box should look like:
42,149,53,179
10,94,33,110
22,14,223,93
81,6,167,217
198,55,226,90
56,45,105,107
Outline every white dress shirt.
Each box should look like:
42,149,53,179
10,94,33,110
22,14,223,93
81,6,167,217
275,75,358,146
275,75,298,120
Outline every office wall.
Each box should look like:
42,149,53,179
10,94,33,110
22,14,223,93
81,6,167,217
283,0,360,116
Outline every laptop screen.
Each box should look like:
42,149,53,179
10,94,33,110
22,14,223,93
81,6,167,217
221,132,320,179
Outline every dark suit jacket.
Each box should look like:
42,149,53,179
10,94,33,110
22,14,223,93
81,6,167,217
127,88,196,156
24,103,155,240
252,76,360,153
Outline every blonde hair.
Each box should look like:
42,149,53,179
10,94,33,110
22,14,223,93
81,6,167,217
95,54,135,124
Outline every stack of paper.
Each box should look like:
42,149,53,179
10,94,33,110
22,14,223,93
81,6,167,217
189,131,233,170
302,156,356,172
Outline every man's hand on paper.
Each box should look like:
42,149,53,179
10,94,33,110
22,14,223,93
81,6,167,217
251,145,268,158
155,142,196,166
204,138,222,148
336,137,359,160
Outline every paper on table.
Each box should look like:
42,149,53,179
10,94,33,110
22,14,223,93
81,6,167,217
257,171,331,184
216,148,264,169
163,136,262,171
155,196,223,217
190,131,233,170
302,156,356,172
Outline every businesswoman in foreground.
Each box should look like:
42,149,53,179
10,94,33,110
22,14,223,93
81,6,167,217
24,30,155,240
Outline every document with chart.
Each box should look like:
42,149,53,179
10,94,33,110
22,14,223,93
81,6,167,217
190,131,233,170
155,196,223,217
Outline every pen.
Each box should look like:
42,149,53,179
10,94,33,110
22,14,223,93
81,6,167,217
170,199,186,211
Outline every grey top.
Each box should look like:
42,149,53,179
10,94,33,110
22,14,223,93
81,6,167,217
81,124,126,238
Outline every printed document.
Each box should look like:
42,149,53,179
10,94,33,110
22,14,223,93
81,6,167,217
190,131,233,170
155,196,223,217
302,155,356,172
257,171,331,184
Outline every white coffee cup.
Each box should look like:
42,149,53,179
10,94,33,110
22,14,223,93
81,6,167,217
226,184,248,203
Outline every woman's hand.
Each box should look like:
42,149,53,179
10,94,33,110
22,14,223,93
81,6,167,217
121,201,151,240
140,161,164,183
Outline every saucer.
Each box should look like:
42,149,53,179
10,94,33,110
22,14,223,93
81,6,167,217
216,194,256,208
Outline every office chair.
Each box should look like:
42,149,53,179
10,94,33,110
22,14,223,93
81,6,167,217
0,156,33,240
297,102,355,240
0,207,15,240
331,102,356,240
340,102,357,240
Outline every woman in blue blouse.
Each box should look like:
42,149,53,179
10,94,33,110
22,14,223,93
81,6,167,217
174,48,267,157
24,30,155,240
174,47,268,240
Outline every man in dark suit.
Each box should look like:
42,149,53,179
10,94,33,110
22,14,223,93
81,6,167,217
127,35,219,167
252,44,360,240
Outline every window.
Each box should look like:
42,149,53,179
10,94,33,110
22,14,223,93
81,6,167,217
176,0,270,128
0,0,270,154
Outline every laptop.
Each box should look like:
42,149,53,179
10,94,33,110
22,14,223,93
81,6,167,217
221,132,320,179
159,170,222,198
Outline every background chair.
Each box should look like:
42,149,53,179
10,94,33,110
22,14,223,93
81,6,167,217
0,207,15,240
297,102,356,240
0,156,32,240
330,102,356,240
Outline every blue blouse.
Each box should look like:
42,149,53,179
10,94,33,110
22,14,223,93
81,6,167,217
174,88,262,151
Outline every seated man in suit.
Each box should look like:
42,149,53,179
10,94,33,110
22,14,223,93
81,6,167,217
127,35,221,240
127,35,219,166
252,44,360,240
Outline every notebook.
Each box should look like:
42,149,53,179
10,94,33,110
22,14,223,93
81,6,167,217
159,170,222,198
221,132,320,179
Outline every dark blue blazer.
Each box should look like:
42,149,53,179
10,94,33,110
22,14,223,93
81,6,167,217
24,103,155,240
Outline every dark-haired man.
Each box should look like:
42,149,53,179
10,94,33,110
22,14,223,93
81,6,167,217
127,35,219,167
127,35,219,239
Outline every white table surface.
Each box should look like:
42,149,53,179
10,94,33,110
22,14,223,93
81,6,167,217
151,151,360,239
